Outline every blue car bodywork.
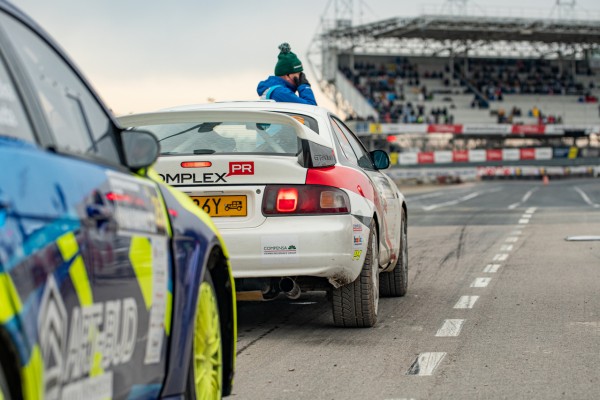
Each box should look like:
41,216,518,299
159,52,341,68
0,2,236,398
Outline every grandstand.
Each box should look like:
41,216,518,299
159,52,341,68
307,0,600,180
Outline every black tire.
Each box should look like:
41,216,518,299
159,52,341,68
332,221,379,327
380,207,408,297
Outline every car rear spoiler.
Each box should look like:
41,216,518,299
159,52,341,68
118,109,337,168
298,139,336,168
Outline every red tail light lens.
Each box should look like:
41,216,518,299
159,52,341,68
262,185,350,215
276,188,299,213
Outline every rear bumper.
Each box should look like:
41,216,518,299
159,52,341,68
216,215,369,285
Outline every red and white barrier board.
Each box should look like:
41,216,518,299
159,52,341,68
363,123,598,136
395,147,554,165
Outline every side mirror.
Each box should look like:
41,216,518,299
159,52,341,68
121,129,160,171
371,149,390,170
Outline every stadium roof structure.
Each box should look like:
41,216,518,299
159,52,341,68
317,14,600,58
343,15,600,45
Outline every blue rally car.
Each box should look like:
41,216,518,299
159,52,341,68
0,1,236,399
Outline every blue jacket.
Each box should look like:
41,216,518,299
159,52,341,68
256,75,317,105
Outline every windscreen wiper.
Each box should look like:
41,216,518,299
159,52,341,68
158,123,204,142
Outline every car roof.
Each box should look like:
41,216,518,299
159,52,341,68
161,101,333,121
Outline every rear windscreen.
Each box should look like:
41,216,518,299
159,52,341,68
136,121,300,156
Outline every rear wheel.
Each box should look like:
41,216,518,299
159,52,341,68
380,208,408,297
187,271,223,399
332,221,379,327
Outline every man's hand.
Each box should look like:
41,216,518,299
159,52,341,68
294,72,311,87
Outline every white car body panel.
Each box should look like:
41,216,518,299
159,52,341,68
118,101,406,286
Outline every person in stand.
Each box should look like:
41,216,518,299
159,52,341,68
257,42,317,105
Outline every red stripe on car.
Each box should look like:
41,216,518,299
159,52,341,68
306,166,374,202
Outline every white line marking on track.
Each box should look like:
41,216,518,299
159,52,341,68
525,207,537,214
518,219,530,224
500,244,513,252
406,352,446,376
505,237,519,243
483,264,501,273
407,191,446,201
508,188,538,209
493,253,508,261
436,319,466,337
471,277,492,288
422,192,480,211
574,186,600,208
454,296,479,309
521,213,532,218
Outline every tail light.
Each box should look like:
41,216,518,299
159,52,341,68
262,185,350,215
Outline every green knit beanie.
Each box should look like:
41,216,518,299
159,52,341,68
274,43,303,76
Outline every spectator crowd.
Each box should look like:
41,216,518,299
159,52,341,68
341,56,595,124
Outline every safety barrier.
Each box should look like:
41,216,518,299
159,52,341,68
393,147,561,165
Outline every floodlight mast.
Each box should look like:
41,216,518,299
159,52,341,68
307,0,353,116
551,0,576,19
307,0,379,118
440,0,469,15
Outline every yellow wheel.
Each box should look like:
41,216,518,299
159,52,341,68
189,272,223,399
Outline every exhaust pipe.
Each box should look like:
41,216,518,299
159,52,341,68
279,277,301,300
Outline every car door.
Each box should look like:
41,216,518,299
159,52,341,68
0,10,170,399
329,116,402,266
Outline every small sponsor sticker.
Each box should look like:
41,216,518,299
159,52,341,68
227,161,254,176
353,236,363,247
352,250,362,261
353,224,362,232
261,235,299,264
263,245,297,255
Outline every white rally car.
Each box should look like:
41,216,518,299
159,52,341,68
119,101,408,327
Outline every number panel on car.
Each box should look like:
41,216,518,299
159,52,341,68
190,195,247,217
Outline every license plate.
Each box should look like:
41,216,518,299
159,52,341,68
190,195,247,217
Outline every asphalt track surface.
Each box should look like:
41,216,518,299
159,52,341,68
230,178,600,400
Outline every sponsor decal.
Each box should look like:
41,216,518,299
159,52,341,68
417,152,434,164
307,141,335,167
227,161,254,177
158,172,227,184
261,236,299,263
145,236,169,365
427,124,463,134
486,149,503,161
263,245,297,255
146,187,167,233
511,124,545,134
352,250,363,261
453,150,469,162
353,224,362,232
462,124,511,135
313,154,334,162
434,151,452,164
353,236,363,247
38,276,137,399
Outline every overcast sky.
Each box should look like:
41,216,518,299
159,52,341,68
11,0,600,115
